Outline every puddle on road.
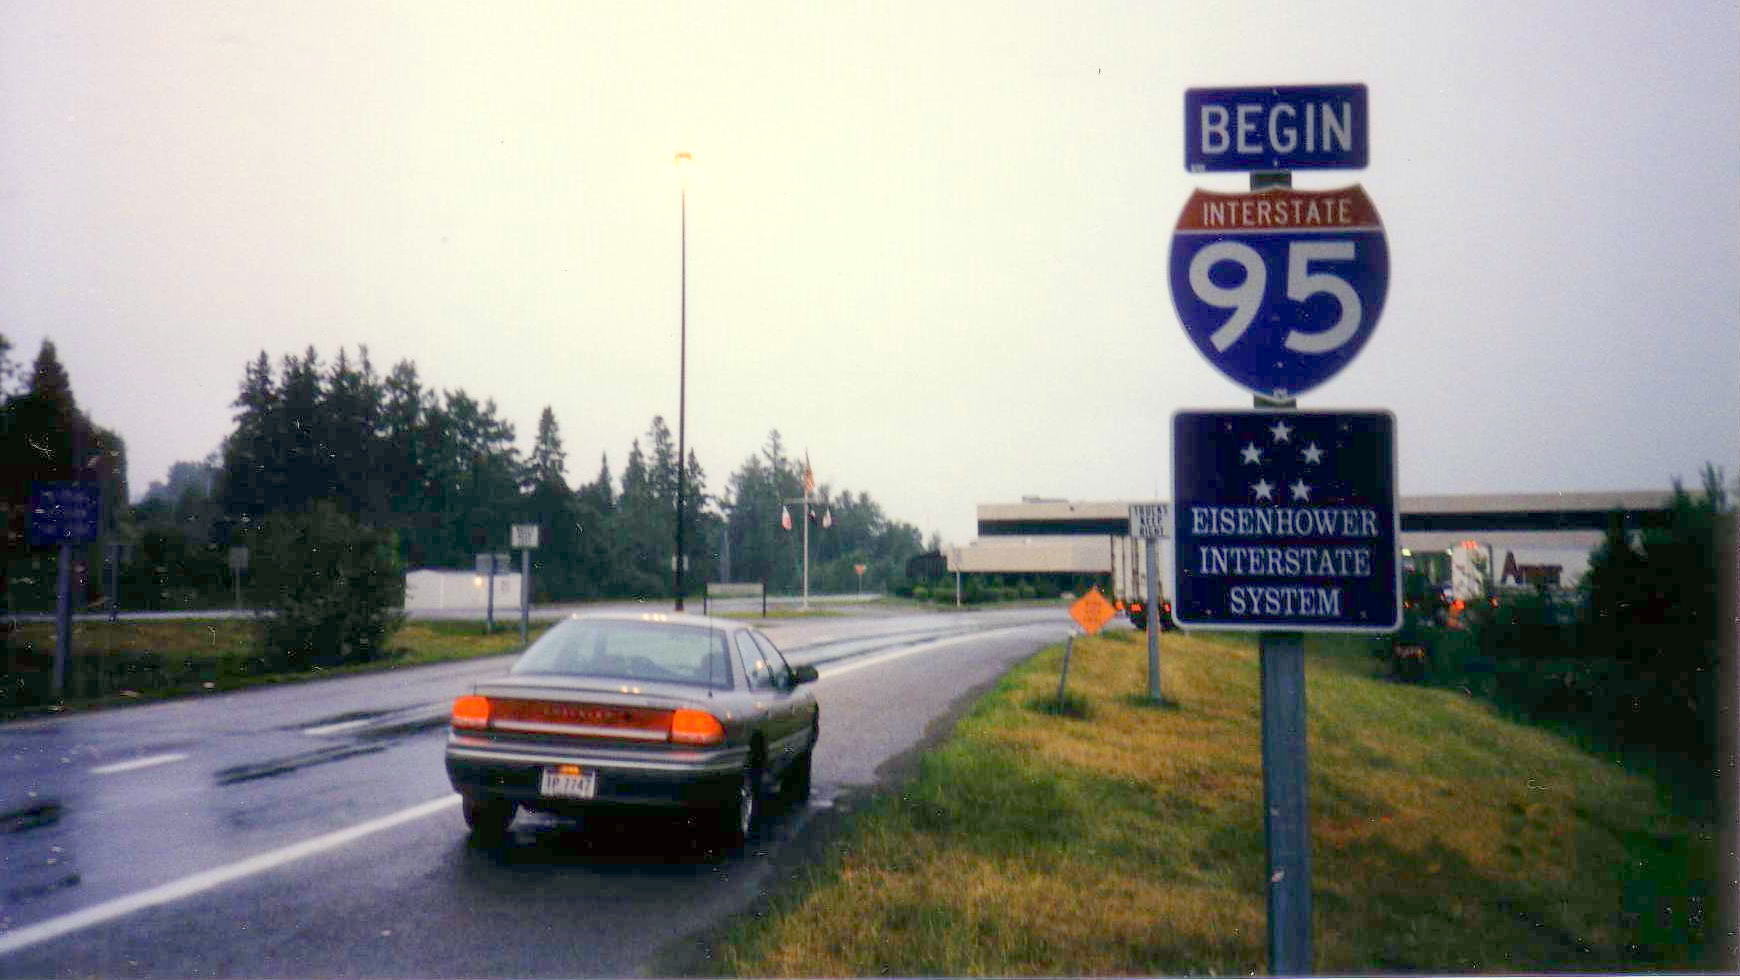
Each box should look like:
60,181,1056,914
0,799,63,834
283,707,392,732
214,744,387,785
5,870,81,904
355,714,449,739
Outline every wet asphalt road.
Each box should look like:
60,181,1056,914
0,606,1069,978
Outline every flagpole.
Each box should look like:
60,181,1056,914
802,480,811,612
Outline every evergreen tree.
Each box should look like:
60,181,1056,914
615,437,664,596
572,454,616,597
522,407,580,600
529,407,568,491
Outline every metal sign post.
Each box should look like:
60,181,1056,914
30,482,101,700
512,525,540,645
1060,588,1117,708
477,552,505,634
229,546,249,611
1129,503,1170,702
1165,90,1389,974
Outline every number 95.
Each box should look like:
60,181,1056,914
1188,240,1363,355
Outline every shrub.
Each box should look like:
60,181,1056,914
252,502,405,672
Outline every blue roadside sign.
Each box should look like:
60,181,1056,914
29,481,102,546
1169,410,1398,632
1185,84,1367,172
1168,184,1389,400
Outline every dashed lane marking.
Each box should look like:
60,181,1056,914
89,753,188,776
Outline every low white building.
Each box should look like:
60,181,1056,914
948,491,1674,602
404,569,523,613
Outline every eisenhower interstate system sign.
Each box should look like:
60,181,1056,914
1168,185,1389,400
1170,410,1399,632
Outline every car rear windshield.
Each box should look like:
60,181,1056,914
510,619,734,690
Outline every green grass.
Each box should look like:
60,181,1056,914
698,629,1717,975
1,618,546,717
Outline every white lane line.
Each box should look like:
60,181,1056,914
300,719,373,737
89,753,188,776
0,794,461,957
819,622,1057,680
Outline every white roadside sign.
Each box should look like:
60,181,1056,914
1130,503,1171,540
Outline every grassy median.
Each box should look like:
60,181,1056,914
1,619,545,716
699,629,1717,975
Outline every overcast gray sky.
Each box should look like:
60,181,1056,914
3,2,1736,546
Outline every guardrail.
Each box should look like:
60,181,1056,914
703,581,766,617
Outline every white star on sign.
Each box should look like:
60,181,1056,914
1240,442,1263,465
1290,479,1312,502
1252,478,1275,501
1269,419,1293,444
1301,442,1324,464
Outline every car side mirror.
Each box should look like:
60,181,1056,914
790,664,819,686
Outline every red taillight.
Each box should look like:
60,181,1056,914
452,694,491,729
669,708,725,746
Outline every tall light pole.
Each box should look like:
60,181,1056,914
673,151,692,612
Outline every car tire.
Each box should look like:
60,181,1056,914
785,746,814,805
462,794,515,845
718,764,760,850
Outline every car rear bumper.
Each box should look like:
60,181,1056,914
444,736,748,812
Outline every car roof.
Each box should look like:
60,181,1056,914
561,610,745,631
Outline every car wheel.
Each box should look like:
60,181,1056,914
785,746,814,804
462,794,515,845
718,764,760,850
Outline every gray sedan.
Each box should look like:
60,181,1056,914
444,611,819,848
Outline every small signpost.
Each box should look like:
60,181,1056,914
1167,81,1388,976
511,525,540,644
1057,587,1116,709
1068,587,1116,635
229,546,250,611
1129,503,1170,701
854,562,868,594
476,551,511,633
30,482,100,700
28,482,100,547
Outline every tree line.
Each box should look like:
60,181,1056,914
2,338,931,611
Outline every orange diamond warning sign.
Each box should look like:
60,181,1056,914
1069,586,1116,635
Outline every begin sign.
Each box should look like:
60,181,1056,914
1185,84,1368,172
1170,410,1398,632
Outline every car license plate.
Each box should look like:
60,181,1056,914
539,768,597,799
